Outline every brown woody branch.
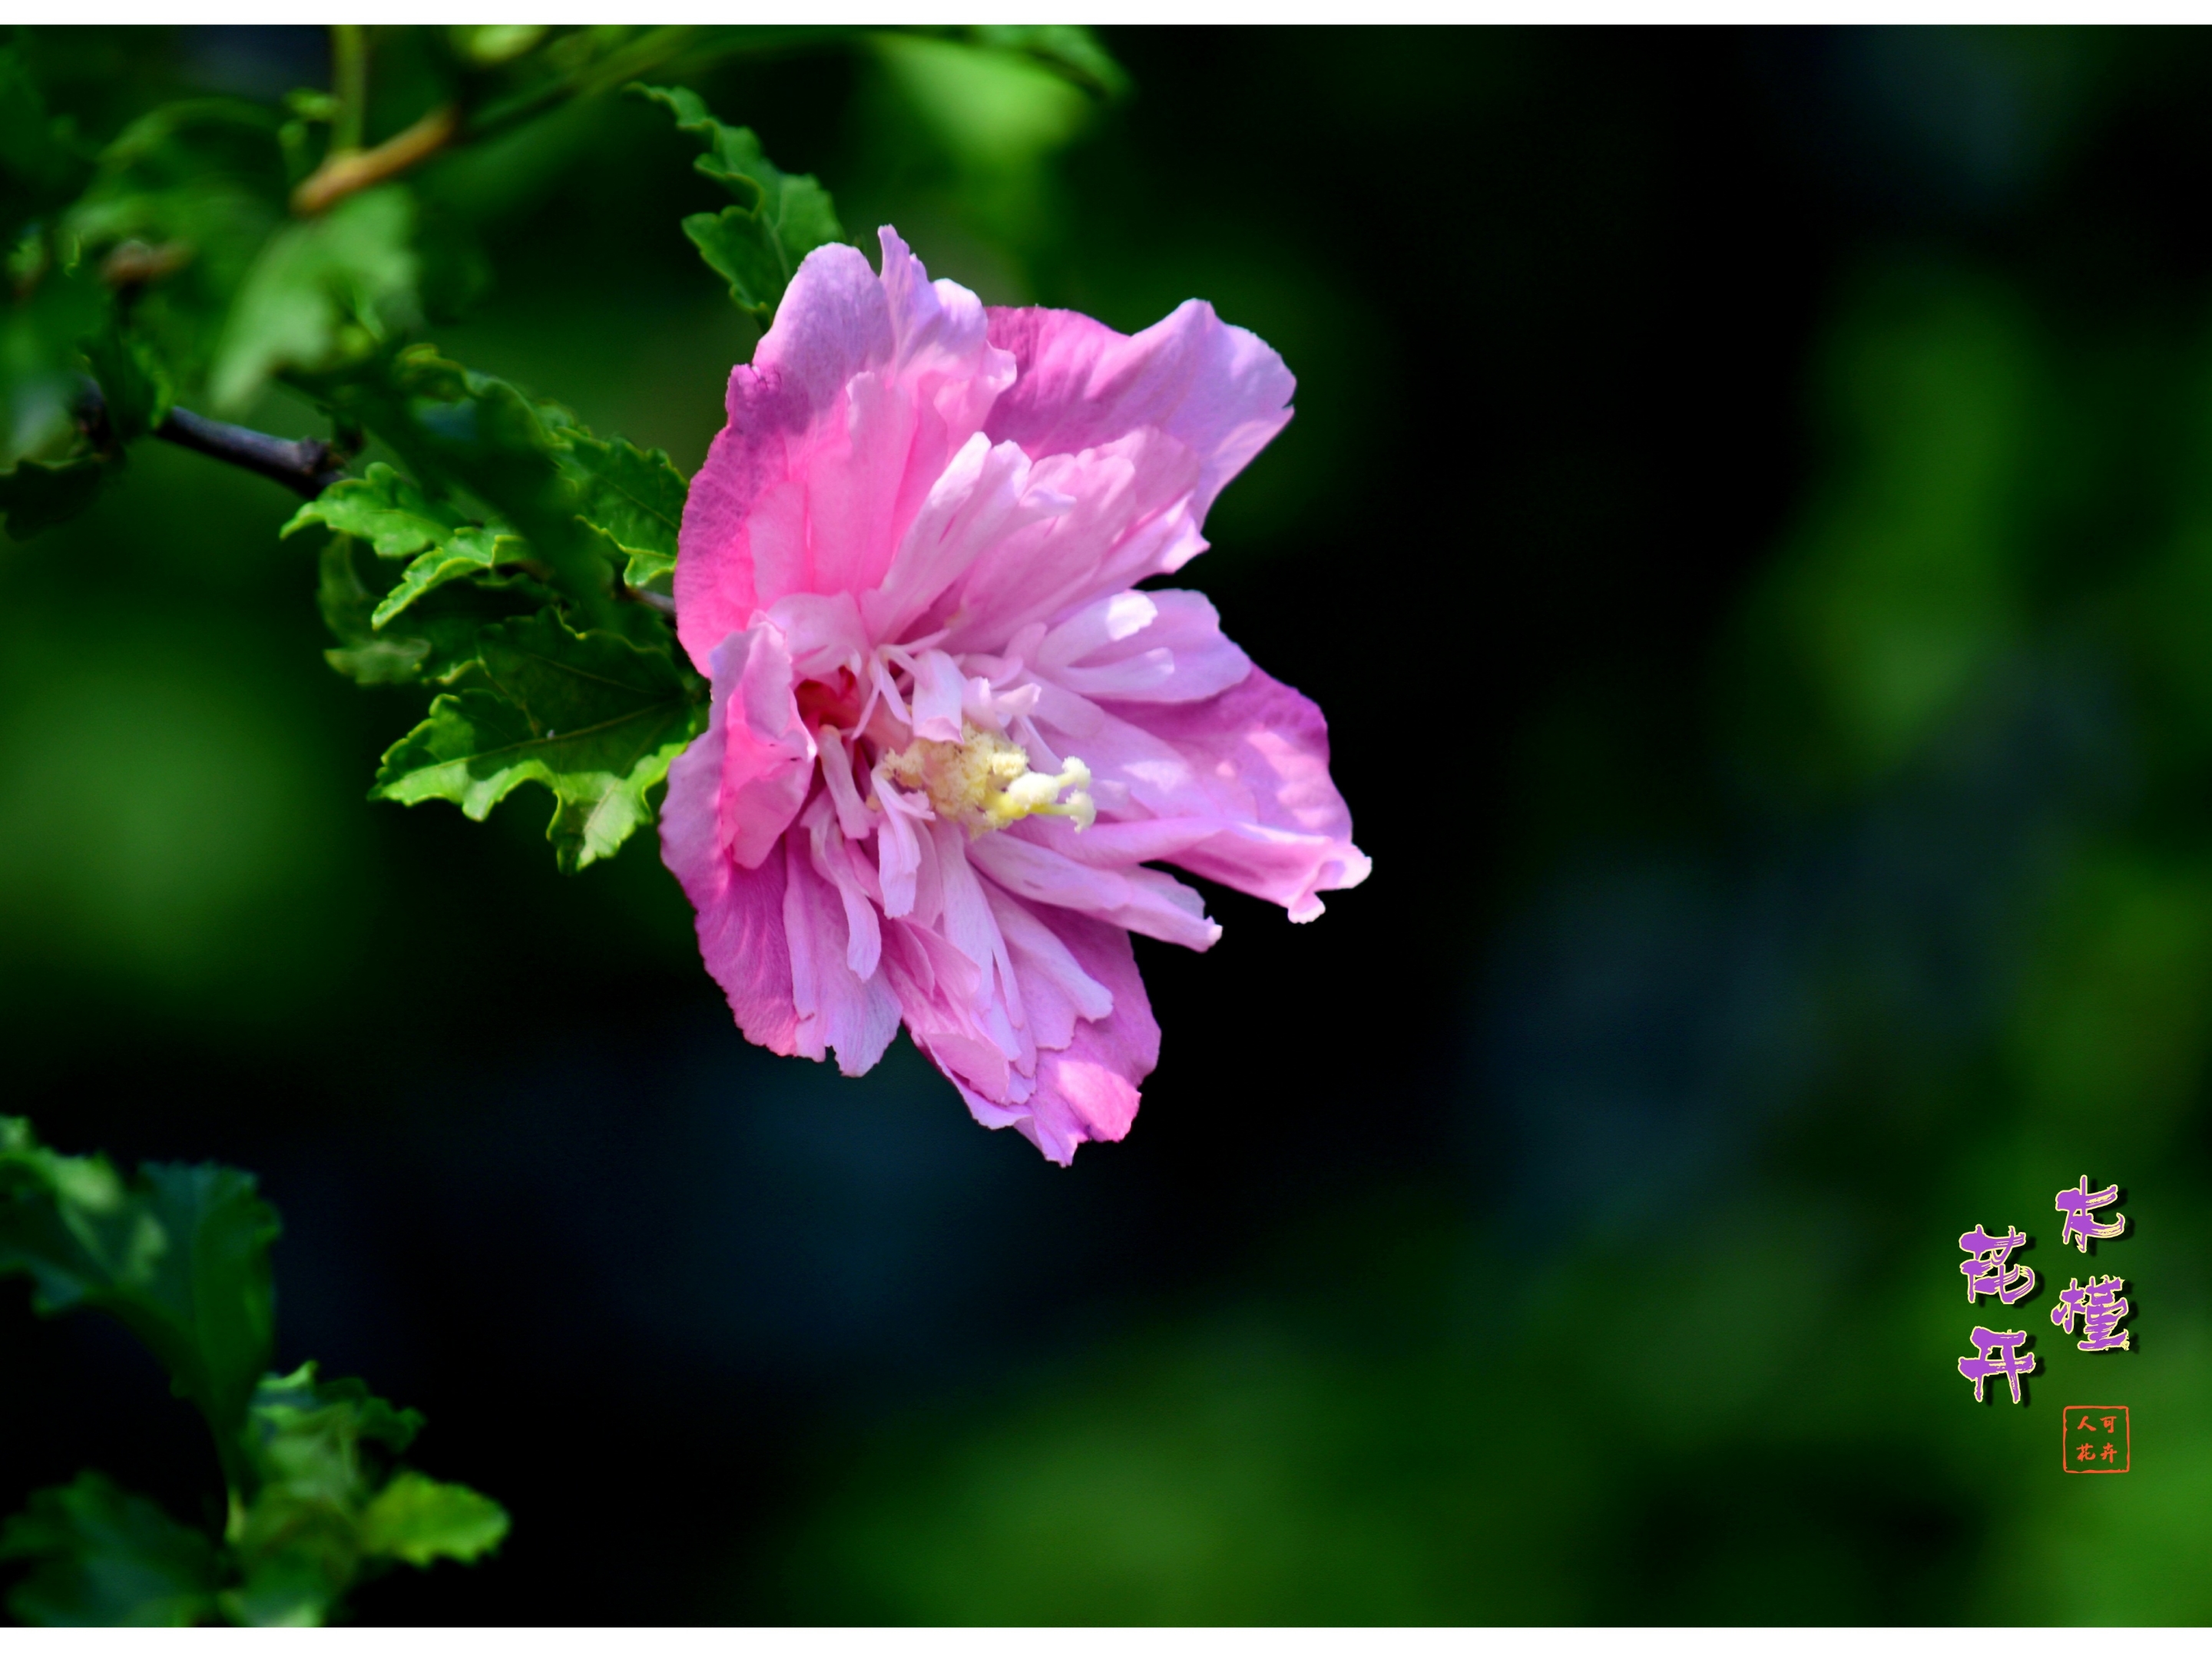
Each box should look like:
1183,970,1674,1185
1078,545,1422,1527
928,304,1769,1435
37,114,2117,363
75,379,346,499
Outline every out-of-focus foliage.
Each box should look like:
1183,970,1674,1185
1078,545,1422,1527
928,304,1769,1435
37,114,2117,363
0,1118,506,1626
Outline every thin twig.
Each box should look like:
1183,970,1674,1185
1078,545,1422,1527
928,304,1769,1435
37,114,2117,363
290,101,460,217
621,584,678,617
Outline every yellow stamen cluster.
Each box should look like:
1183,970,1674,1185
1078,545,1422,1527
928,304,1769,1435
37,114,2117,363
883,722,1095,837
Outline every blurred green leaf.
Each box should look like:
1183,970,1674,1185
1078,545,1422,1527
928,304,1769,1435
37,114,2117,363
874,33,1093,177
357,1472,510,1568
224,1364,507,1623
967,26,1131,101
558,429,685,590
0,48,88,214
1,255,108,466
373,608,703,870
64,100,286,395
83,318,172,445
451,25,548,68
1729,270,2043,793
0,456,103,540
208,183,419,413
0,1117,277,1483
0,1473,221,1628
0,1122,510,1626
220,1362,425,1627
634,83,844,324
413,200,492,326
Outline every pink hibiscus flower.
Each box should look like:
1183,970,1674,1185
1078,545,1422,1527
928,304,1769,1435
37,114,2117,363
661,228,1369,1164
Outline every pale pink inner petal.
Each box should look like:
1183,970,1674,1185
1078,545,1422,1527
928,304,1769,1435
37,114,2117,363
1037,588,1253,704
908,648,969,743
932,431,1208,655
966,830,1221,952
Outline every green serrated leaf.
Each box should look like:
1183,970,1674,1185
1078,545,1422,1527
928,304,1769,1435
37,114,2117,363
358,1473,509,1567
372,609,704,870
634,83,843,323
0,456,104,539
315,534,550,688
286,461,465,558
285,462,523,626
0,1473,222,1628
303,346,619,629
208,183,419,413
558,429,684,589
0,1117,277,1484
368,524,514,627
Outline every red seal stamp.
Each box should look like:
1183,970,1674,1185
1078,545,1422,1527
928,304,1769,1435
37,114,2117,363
2061,1406,2129,1472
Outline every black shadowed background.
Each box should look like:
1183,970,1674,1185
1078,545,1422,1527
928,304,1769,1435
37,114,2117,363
5,25,2209,1622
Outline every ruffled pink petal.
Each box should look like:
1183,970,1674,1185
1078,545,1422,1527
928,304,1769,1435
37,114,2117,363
658,749,798,1054
945,906,1158,1166
784,818,902,1075
675,229,1014,673
932,431,1207,656
701,624,815,871
859,433,1046,647
759,591,868,682
982,882,1114,1052
879,919,1018,1103
1025,667,1370,922
984,300,1295,521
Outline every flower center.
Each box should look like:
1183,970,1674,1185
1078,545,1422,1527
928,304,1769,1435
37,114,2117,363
882,722,1095,838
796,669,866,731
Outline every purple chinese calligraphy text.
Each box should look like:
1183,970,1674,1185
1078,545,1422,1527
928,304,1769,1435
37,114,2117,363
2053,1276,2131,1353
1958,1224,2036,1305
2055,1174,2125,1253
1958,1327,2036,1403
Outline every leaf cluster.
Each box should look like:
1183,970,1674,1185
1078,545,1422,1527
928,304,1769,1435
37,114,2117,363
285,344,707,870
0,1118,508,1627
0,40,765,871
0,29,1119,869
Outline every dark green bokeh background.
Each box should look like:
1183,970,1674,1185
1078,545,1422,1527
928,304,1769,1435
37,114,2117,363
6,24,2212,1623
